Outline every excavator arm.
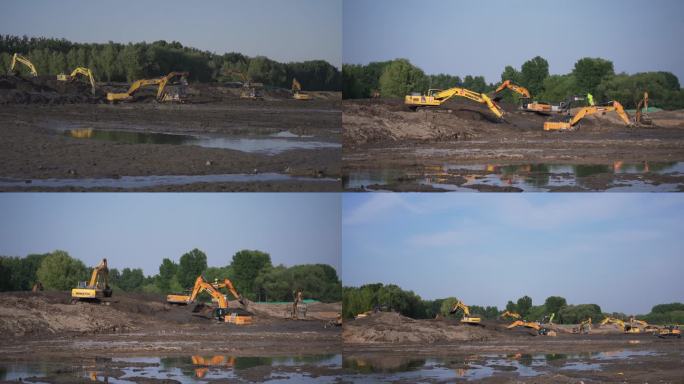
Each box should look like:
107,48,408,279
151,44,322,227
71,258,112,300
494,80,531,98
211,279,245,306
9,53,38,77
500,310,521,320
106,72,189,102
405,86,504,119
544,101,632,131
189,276,228,309
292,78,311,100
58,67,96,95
449,299,482,324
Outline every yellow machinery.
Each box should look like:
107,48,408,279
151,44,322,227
9,53,38,77
600,317,641,334
543,100,632,131
494,80,581,113
634,92,652,125
656,325,681,338
506,320,556,336
572,317,592,334
225,69,263,100
449,299,482,325
292,78,311,100
629,317,660,332
57,67,96,95
71,258,112,301
106,71,189,102
191,355,235,378
494,80,531,99
404,87,505,119
185,275,251,325
500,310,521,320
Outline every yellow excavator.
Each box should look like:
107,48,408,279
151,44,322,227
71,258,112,301
183,275,251,324
634,92,652,126
106,71,189,102
656,325,681,339
292,78,311,100
225,69,263,100
449,299,482,325
572,317,592,334
506,320,556,336
57,67,96,95
500,310,521,320
544,100,632,131
494,80,581,114
404,87,505,119
629,317,660,333
600,317,641,334
8,53,38,77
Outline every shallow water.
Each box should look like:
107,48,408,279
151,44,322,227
61,127,340,155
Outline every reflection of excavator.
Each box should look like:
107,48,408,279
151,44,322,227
292,78,311,100
186,275,251,324
71,258,112,301
405,87,505,119
57,67,96,95
192,355,236,378
9,53,38,77
634,92,652,126
544,101,632,131
572,318,592,334
449,299,482,325
500,310,521,320
106,71,189,102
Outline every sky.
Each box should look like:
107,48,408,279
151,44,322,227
1,0,342,68
342,194,684,314
0,193,340,275
343,0,684,83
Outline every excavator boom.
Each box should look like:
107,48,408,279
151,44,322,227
544,100,632,131
106,72,189,102
494,80,531,98
57,67,96,95
405,86,504,119
71,258,112,300
292,78,311,100
449,299,482,324
9,53,38,77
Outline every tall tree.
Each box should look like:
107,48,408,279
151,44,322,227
231,250,272,299
178,249,208,289
520,56,549,96
378,59,426,97
572,57,614,96
36,250,88,291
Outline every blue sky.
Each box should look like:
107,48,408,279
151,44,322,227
1,0,341,68
0,193,340,275
343,0,684,83
342,194,683,314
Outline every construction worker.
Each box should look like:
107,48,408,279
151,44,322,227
587,93,595,106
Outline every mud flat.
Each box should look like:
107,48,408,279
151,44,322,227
342,99,684,192
340,313,684,382
0,77,341,191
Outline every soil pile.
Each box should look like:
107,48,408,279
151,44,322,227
0,75,100,104
246,301,340,321
343,312,501,344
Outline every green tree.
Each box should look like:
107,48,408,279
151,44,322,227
520,56,549,96
231,250,272,299
505,300,517,313
497,65,522,103
544,296,567,315
36,250,88,291
117,268,145,292
378,59,426,97
572,57,614,96
516,295,533,318
156,258,178,292
178,249,208,289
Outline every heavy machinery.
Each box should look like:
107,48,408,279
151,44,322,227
57,67,96,95
656,325,681,338
167,277,245,306
572,318,592,334
543,100,632,131
493,80,581,114
71,258,112,301
629,317,660,332
292,78,311,100
500,310,521,320
494,80,531,100
31,281,43,292
506,320,556,336
404,87,505,119
449,299,482,325
600,317,641,333
9,53,38,77
634,92,652,125
225,69,263,100
186,275,251,324
106,71,189,102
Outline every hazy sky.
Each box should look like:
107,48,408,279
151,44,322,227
342,194,683,314
1,0,342,68
343,0,684,83
0,193,340,275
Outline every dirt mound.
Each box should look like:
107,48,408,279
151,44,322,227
0,75,101,104
343,312,501,344
246,301,340,321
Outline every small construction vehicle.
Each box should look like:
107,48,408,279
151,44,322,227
57,67,96,95
507,320,556,336
106,71,189,102
405,86,505,119
500,310,521,320
543,100,632,131
9,53,38,77
572,318,592,334
71,258,112,301
656,325,681,338
186,275,251,325
292,78,311,100
449,299,482,325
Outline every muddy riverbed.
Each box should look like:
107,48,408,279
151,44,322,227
0,96,341,191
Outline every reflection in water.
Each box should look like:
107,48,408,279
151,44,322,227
344,161,683,192
63,127,340,155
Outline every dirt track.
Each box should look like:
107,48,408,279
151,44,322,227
342,98,684,191
0,76,341,191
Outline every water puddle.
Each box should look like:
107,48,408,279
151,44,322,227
342,349,664,382
0,354,341,383
343,161,684,191
61,127,340,155
0,173,337,189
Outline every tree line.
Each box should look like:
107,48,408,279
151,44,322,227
0,35,341,91
342,283,684,324
342,56,684,110
0,249,342,303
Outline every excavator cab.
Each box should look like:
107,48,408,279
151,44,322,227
71,258,112,301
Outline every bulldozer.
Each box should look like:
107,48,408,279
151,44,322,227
405,86,505,119
71,258,112,302
57,67,96,95
449,299,482,325
106,71,189,102
292,78,311,100
8,53,38,77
